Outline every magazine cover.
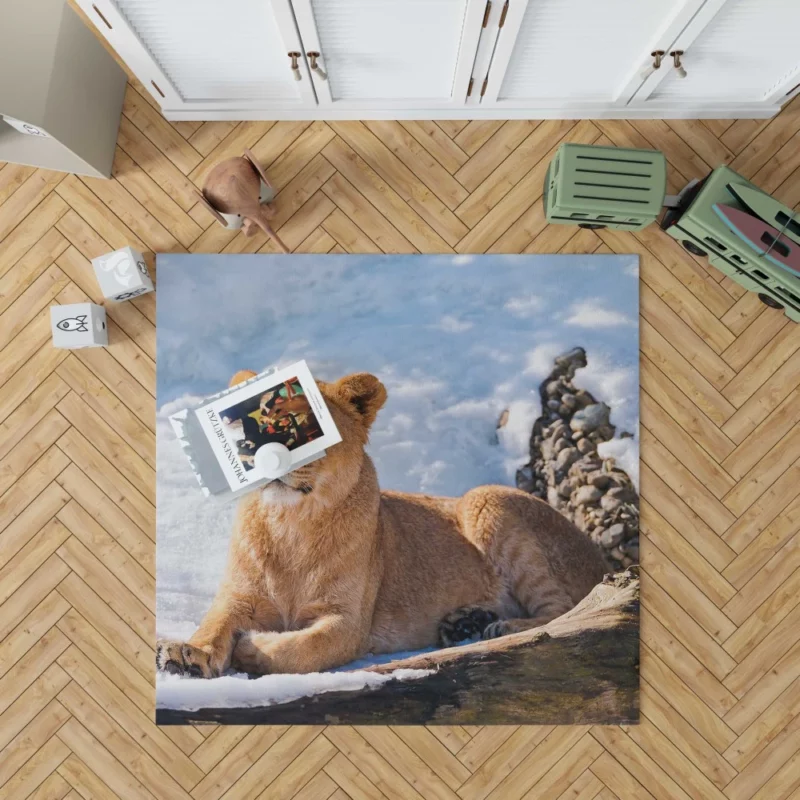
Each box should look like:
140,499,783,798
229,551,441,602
186,360,341,492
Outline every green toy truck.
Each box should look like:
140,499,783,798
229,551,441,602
660,165,800,323
543,143,667,232
544,142,800,322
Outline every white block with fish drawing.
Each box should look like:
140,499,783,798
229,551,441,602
92,246,154,301
50,303,108,349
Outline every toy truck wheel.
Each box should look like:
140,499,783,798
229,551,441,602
758,293,784,310
682,240,707,257
578,223,606,230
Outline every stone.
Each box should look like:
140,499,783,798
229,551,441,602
496,409,509,429
92,246,154,301
516,465,535,493
623,539,640,562
577,437,595,455
600,523,626,548
547,399,560,410
553,437,570,454
574,389,593,407
547,487,562,508
561,393,577,410
546,380,562,397
607,486,638,503
50,303,107,349
555,447,580,470
575,485,602,505
555,347,587,372
596,424,616,440
601,495,623,512
570,403,611,433
557,480,572,499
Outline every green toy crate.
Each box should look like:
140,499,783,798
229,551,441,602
544,143,667,231
661,165,800,322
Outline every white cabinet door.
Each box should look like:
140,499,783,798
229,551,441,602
289,0,486,109
480,0,706,109
76,0,317,112
632,0,800,109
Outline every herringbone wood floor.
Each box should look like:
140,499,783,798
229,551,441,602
2,71,800,799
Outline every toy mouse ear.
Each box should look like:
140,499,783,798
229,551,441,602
229,370,258,388
195,190,228,227
243,149,273,191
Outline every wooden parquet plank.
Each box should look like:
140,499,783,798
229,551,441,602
57,753,118,799
639,679,738,790
0,163,36,205
56,717,156,800
57,681,198,797
0,228,68,316
642,537,736,643
55,392,154,502
457,727,552,800
401,121,469,174
322,752,385,800
0,699,71,791
641,500,736,608
189,727,289,800
363,121,469,210
2,72,800,800
323,135,453,252
55,537,153,645
122,85,201,177
55,427,154,538
354,726,459,800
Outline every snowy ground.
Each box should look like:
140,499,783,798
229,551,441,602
156,253,639,711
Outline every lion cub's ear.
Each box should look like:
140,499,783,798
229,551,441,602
331,373,387,428
229,370,258,388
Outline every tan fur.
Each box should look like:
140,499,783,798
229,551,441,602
195,149,289,253
156,373,606,678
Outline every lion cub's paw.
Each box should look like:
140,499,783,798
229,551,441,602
156,640,218,679
482,620,511,640
438,606,499,647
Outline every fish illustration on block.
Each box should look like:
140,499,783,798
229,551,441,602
713,204,800,277
56,315,89,332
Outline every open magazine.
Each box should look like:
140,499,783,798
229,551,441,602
170,360,341,498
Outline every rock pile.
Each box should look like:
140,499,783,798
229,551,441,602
512,347,639,571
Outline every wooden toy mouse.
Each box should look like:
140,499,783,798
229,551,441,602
196,149,289,253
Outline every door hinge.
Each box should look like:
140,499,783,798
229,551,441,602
467,77,474,97
480,77,488,97
499,0,509,27
482,0,492,27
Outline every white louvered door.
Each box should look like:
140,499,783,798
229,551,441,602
289,0,487,108
76,0,316,111
631,0,800,109
479,0,706,109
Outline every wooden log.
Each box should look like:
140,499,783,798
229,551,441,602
157,569,639,726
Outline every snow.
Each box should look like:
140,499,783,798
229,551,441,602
157,668,433,711
155,253,639,710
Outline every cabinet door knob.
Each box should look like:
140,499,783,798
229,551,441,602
640,50,665,80
670,50,687,79
288,52,302,81
307,52,328,81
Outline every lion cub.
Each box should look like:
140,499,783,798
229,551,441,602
157,373,606,678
